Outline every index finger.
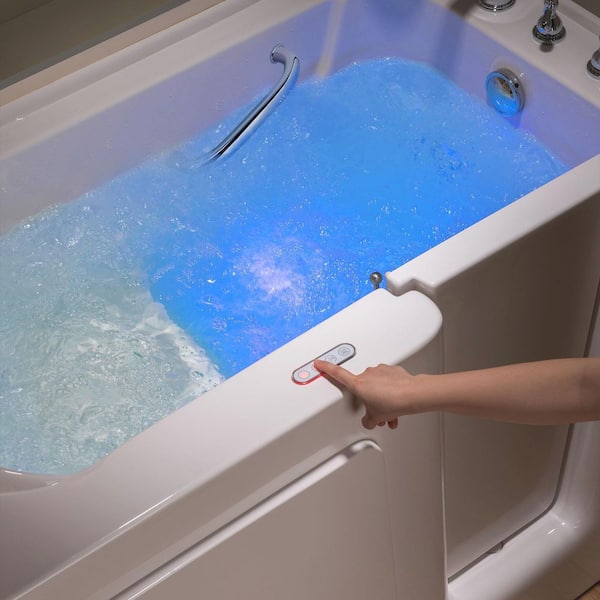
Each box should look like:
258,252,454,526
314,359,357,388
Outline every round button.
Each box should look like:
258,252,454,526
338,345,351,356
323,354,337,363
297,370,311,380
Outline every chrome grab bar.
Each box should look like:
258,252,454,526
187,45,299,168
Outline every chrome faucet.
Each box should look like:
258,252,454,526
588,35,600,78
533,0,566,43
478,0,515,11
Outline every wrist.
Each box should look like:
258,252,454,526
405,373,440,415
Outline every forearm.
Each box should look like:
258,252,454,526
414,358,600,425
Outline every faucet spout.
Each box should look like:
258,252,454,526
533,0,566,43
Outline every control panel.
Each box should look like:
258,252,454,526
291,343,356,385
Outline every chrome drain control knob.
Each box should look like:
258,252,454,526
369,272,383,290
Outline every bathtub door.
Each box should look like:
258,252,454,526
387,186,600,578
116,441,396,600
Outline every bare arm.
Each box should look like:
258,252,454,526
313,357,600,429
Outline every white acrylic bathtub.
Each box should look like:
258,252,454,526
0,0,599,598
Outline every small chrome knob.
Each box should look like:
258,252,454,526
369,272,383,290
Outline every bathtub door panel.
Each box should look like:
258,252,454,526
444,415,568,576
386,187,600,578
118,441,396,600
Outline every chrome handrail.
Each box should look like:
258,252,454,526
187,45,299,168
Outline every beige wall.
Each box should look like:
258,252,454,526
0,0,54,24
573,0,600,17
0,0,217,89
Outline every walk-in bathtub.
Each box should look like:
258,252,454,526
0,0,599,598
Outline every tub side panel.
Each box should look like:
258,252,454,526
388,177,600,575
114,443,397,600
3,291,446,600
448,422,600,600
431,192,600,366
441,194,600,574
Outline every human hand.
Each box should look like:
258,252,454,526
316,356,600,427
314,359,418,430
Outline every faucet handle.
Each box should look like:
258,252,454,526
533,0,566,44
587,34,600,78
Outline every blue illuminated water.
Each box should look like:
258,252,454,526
0,58,566,473
149,58,566,374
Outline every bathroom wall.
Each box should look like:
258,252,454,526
0,0,221,90
573,0,600,17
0,0,54,23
